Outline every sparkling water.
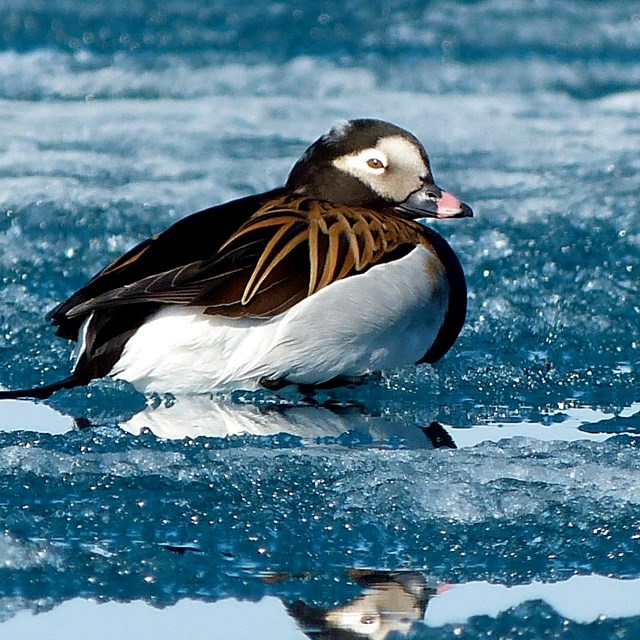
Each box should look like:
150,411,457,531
0,1,639,637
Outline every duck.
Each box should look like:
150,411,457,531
0,118,472,399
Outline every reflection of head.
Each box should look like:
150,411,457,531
288,571,435,640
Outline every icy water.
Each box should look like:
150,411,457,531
1,0,640,638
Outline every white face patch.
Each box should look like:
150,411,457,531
332,135,429,202
334,146,389,175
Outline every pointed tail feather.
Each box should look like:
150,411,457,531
0,375,85,400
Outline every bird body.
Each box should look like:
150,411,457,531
0,119,472,399
109,241,449,393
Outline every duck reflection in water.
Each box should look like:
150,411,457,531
287,570,442,640
117,394,456,449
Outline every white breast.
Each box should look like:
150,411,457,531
108,245,449,394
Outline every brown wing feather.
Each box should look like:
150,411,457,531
64,194,429,320
199,195,429,316
98,235,158,276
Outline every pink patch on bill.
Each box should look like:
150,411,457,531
436,190,464,217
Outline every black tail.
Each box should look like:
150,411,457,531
0,375,84,400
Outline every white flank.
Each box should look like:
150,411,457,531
110,245,448,394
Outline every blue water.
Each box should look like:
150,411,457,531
1,0,640,637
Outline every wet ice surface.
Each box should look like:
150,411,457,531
1,411,640,638
1,0,640,637
5,577,640,639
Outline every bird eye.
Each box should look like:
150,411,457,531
366,157,385,170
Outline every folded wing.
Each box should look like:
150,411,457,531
55,194,425,322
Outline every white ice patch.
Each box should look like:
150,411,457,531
0,400,74,434
0,597,305,640
426,575,640,626
444,402,640,448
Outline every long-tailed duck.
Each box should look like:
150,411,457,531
0,119,472,398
